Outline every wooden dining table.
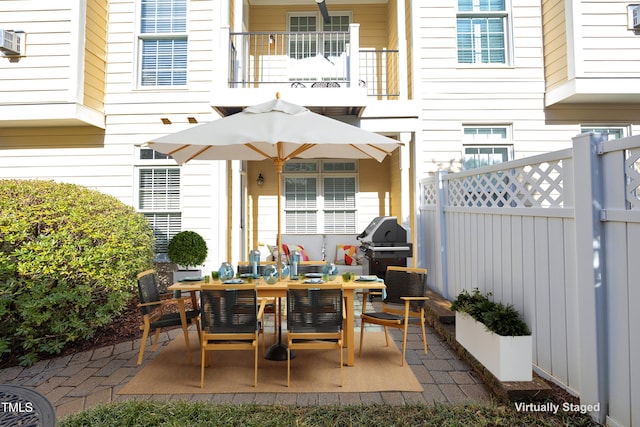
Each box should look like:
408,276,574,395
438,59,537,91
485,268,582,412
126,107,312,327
168,276,386,367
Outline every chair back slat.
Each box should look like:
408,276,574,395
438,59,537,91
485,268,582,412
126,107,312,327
236,262,275,276
287,287,343,333
297,263,324,274
201,287,258,334
383,269,428,310
137,270,161,315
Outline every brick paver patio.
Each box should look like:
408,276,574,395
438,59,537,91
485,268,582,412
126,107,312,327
0,296,491,421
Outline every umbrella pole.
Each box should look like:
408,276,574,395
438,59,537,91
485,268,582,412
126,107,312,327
277,159,283,278
265,158,295,361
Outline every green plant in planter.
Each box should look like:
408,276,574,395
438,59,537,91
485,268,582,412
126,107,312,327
451,288,530,336
167,231,208,269
450,288,489,319
482,303,531,336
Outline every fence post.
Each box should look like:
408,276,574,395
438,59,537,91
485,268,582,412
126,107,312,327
572,133,608,423
436,171,449,299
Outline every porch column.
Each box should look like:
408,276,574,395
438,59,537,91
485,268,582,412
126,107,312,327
218,26,231,89
229,160,244,264
396,0,408,100
233,0,243,32
348,24,360,89
399,132,413,264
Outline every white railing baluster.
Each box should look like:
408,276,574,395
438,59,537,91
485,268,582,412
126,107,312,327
227,29,395,95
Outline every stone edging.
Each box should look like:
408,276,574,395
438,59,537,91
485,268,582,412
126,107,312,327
423,291,552,403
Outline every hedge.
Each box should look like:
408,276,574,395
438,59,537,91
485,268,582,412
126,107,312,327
0,179,155,366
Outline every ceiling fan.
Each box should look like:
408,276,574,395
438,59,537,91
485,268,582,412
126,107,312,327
315,0,331,24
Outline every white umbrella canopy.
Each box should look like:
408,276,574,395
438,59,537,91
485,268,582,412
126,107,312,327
148,96,401,165
147,94,401,273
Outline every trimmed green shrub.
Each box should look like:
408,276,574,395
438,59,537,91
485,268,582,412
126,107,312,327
167,230,207,269
0,179,155,366
450,288,531,336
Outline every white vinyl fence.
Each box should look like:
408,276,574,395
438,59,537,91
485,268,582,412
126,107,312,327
418,133,640,427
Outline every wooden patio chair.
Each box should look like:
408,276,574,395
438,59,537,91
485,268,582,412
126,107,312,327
358,266,429,366
237,261,278,350
286,284,344,387
136,269,201,365
199,283,265,388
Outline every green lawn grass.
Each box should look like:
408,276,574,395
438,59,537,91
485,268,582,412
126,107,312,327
59,401,601,427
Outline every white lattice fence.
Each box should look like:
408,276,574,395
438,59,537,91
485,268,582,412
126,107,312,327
625,148,640,209
420,177,438,207
444,150,572,209
418,135,640,426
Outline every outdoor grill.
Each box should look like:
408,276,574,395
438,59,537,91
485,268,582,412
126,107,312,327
357,216,413,278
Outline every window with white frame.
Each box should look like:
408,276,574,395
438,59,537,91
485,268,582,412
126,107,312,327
581,126,627,141
288,13,350,60
283,160,357,234
139,0,187,86
462,127,512,170
137,148,182,258
457,0,509,65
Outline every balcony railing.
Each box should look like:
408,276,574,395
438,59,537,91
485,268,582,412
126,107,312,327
359,49,399,99
227,28,399,98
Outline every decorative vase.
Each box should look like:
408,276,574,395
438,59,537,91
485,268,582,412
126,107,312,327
322,262,338,281
249,249,261,277
263,264,278,285
218,262,235,281
290,250,301,279
279,261,290,280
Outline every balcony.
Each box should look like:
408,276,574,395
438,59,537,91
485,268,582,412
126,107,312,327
226,26,399,99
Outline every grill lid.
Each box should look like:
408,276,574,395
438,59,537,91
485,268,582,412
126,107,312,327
357,216,408,244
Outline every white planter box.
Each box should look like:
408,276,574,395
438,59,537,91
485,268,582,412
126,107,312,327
455,311,532,382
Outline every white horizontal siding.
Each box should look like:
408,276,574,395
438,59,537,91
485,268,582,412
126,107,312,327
574,1,640,76
103,0,226,266
0,1,80,104
414,2,566,176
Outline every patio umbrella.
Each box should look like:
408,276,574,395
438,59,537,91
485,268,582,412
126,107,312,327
147,93,401,260
148,94,401,360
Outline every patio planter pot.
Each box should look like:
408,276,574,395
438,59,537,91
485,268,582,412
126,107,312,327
455,311,532,382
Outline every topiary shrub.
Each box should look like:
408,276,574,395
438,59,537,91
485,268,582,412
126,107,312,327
167,230,207,269
0,179,155,366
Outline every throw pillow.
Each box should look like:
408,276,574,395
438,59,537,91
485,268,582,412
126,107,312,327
335,244,360,266
282,244,310,261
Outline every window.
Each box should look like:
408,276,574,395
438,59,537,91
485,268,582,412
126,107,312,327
139,0,187,86
581,126,627,141
462,127,513,207
462,127,512,170
283,161,357,233
322,15,350,57
323,176,356,233
288,13,350,60
137,148,181,258
457,0,508,64
289,14,318,60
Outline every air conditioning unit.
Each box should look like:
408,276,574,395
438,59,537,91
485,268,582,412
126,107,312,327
633,6,640,29
0,30,23,56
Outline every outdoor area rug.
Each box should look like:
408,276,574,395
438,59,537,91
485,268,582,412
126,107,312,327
119,331,423,393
